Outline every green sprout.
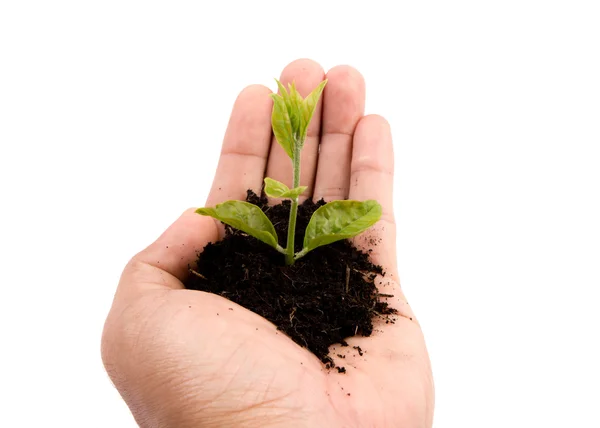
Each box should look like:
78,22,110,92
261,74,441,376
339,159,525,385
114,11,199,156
196,79,382,265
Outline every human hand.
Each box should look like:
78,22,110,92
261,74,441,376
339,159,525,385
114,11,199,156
101,59,434,427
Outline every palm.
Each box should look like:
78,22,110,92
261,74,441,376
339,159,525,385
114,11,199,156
102,59,433,428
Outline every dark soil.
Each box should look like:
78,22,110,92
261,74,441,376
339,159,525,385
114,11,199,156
185,190,396,368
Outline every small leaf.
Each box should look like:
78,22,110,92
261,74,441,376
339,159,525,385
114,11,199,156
196,201,278,248
270,93,294,158
287,81,305,137
264,177,290,196
276,79,289,98
303,200,381,252
264,177,307,199
301,79,327,141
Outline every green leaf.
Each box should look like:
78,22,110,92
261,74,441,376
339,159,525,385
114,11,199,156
287,81,304,138
264,177,307,199
270,93,294,158
276,79,289,98
196,201,278,248
302,200,381,252
301,79,327,141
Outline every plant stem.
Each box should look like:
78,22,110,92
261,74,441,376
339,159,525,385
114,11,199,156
293,247,309,261
285,143,302,265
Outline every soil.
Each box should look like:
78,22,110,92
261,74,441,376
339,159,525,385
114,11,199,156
185,190,396,368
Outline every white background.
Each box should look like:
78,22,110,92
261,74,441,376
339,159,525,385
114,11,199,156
1,1,599,427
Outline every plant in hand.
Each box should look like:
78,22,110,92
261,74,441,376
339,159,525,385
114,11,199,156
102,61,433,427
196,80,382,265
187,80,395,367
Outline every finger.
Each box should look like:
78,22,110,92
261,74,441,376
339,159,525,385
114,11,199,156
206,85,273,206
117,209,219,301
313,65,365,201
348,115,397,275
265,59,325,202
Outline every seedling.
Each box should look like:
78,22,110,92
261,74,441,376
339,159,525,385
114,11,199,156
197,80,382,265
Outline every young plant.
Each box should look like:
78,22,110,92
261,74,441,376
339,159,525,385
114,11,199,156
196,80,382,265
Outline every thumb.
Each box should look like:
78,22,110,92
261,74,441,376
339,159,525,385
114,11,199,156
116,208,219,302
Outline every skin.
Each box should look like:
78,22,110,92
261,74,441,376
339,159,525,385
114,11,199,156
101,59,434,428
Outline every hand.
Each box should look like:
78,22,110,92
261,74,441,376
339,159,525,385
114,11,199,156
101,59,434,428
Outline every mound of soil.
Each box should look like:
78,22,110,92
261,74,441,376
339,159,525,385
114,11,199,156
185,190,396,367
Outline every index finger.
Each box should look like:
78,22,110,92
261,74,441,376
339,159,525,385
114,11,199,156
206,84,273,206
